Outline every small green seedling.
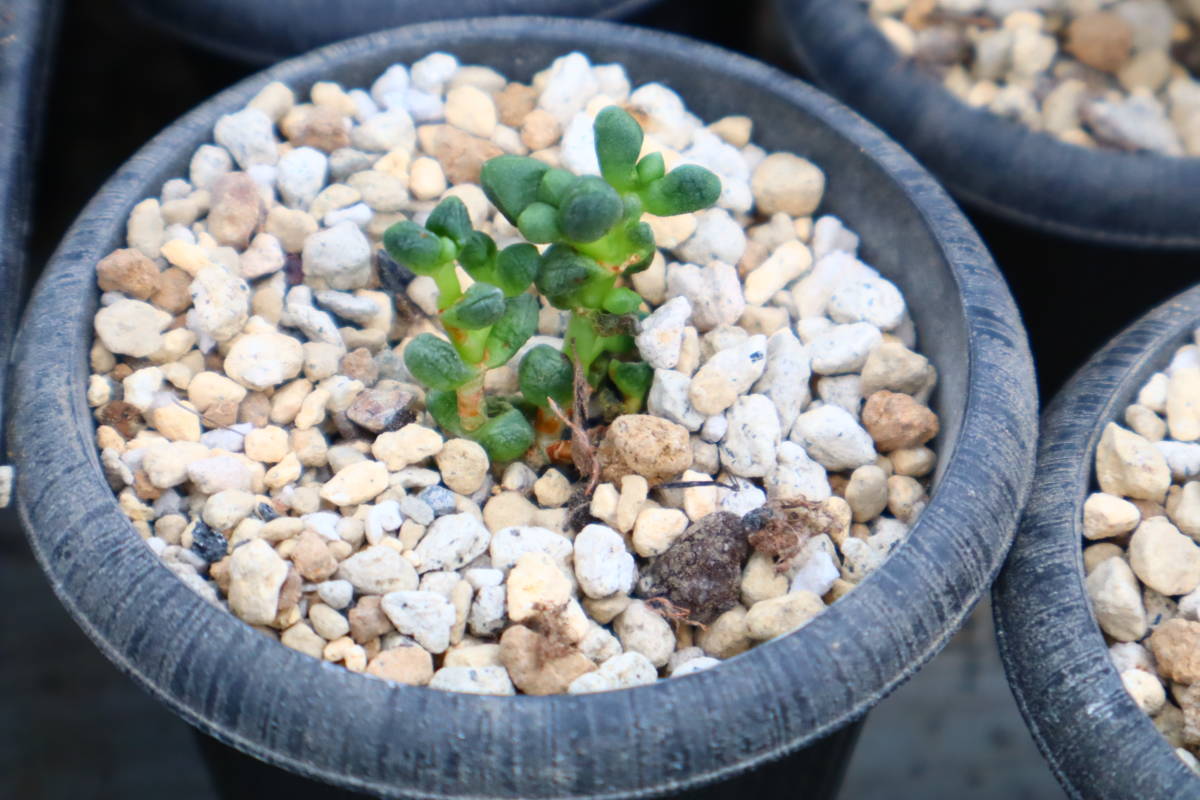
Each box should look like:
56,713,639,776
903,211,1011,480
482,106,719,402
384,106,721,464
383,196,540,461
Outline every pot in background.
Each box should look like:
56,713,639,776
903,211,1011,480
0,0,60,465
123,0,661,63
994,285,1200,799
775,0,1200,250
9,16,1037,798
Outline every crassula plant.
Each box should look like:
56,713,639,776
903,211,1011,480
384,106,720,464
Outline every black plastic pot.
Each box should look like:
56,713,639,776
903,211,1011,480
9,16,1037,799
123,0,661,63
774,0,1200,250
994,285,1200,798
0,0,60,464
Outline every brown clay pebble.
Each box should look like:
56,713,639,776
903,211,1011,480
208,172,265,249
203,399,239,429
498,625,595,695
291,530,338,581
1149,618,1200,684
1065,12,1134,74
366,645,434,686
151,267,194,314
96,248,161,300
494,83,538,128
345,382,416,433
349,596,394,643
420,124,504,185
339,347,378,385
861,391,939,452
96,401,144,439
239,392,272,427
637,511,750,624
290,105,351,152
597,414,693,485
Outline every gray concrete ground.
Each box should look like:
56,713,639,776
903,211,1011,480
2,503,1064,799
842,600,1067,800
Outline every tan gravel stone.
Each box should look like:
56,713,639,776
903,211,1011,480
745,591,825,640
861,391,939,452
697,605,753,659
228,539,289,625
1096,422,1171,502
436,439,489,495
1129,518,1200,596
1086,556,1148,642
499,625,595,696
533,468,573,508
1150,618,1200,683
482,491,538,533
598,414,692,485
280,622,325,658
507,552,572,623
97,248,160,299
321,460,388,506
372,424,444,470
1065,11,1133,73
1083,492,1141,540
366,645,434,685
751,153,825,217
1168,368,1200,442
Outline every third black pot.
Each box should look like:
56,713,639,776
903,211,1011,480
995,285,1200,798
774,0,1200,249
10,15,1037,799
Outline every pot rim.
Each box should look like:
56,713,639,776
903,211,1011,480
776,0,1200,250
123,0,662,64
994,284,1200,799
10,15,1036,798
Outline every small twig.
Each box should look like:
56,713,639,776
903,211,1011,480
644,596,707,631
171,397,240,433
546,395,600,496
657,479,739,491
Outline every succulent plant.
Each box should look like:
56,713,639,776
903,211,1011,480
383,197,540,462
384,105,720,464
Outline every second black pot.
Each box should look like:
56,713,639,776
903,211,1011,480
775,0,1200,249
123,0,661,63
995,285,1200,798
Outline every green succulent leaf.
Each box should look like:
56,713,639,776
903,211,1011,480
635,152,665,186
426,389,462,434
441,283,506,331
642,164,722,216
458,231,498,276
474,402,535,463
383,221,448,273
601,286,643,315
425,196,473,244
609,359,653,405
404,334,478,391
535,245,608,310
519,344,574,409
495,244,539,296
621,221,656,275
558,176,623,244
594,106,643,191
484,294,538,368
537,168,575,206
517,202,562,244
480,155,549,225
